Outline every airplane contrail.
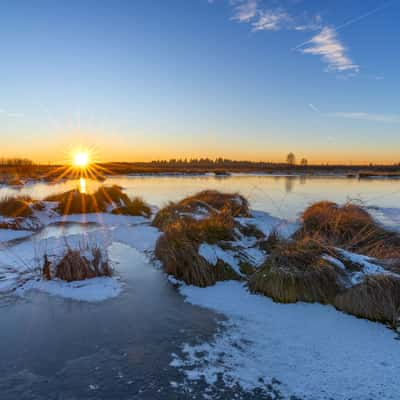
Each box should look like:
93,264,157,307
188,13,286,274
294,0,395,50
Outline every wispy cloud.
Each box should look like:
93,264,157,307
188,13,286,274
231,1,296,31
232,0,258,23
210,1,396,76
294,15,322,32
308,102,398,123
330,112,400,123
300,27,359,73
252,10,291,31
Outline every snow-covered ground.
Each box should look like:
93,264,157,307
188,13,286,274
0,229,33,242
17,276,122,302
1,202,400,399
173,281,400,400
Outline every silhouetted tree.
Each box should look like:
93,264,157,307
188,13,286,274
300,158,308,166
286,152,296,165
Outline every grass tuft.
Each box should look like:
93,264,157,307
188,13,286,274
45,185,151,216
296,201,400,258
0,195,34,218
334,274,400,327
43,247,112,282
112,196,151,217
153,190,249,231
249,238,340,304
155,211,239,286
178,190,250,217
155,222,217,287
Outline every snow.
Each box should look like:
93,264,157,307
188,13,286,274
174,281,400,400
0,229,33,242
322,254,346,271
236,210,298,238
0,270,20,293
199,243,242,275
238,245,266,267
338,249,396,285
112,224,161,252
0,215,161,301
0,229,118,301
17,276,122,302
52,213,148,227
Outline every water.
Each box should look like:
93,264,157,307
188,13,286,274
1,174,400,220
1,174,400,399
0,243,220,399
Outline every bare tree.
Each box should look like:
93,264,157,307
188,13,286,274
286,152,296,165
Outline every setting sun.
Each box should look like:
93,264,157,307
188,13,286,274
73,152,89,168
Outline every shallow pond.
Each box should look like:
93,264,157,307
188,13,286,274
1,174,399,220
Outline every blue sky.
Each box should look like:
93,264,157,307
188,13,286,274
0,0,399,163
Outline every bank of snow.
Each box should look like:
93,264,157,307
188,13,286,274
173,281,400,400
17,276,122,302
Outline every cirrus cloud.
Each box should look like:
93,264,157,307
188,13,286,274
300,27,359,73
210,0,362,75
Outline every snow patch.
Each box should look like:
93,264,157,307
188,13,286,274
198,243,241,275
174,281,400,400
338,249,396,285
236,210,298,239
0,229,33,243
17,276,122,302
112,224,161,252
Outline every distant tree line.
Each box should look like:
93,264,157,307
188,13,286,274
148,158,287,168
148,155,312,168
0,158,34,167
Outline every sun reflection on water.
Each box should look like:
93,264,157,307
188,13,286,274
79,177,87,194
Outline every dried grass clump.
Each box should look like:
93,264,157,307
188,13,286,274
249,238,340,304
194,210,235,244
112,196,151,217
152,202,184,230
0,195,34,218
179,190,250,217
155,223,216,287
153,190,249,231
259,230,282,253
44,247,111,282
297,201,400,258
94,185,129,206
334,275,400,327
155,212,239,286
45,185,149,216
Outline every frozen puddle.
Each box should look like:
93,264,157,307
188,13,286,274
173,281,400,400
0,220,159,302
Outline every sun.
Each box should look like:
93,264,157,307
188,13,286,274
73,151,89,168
